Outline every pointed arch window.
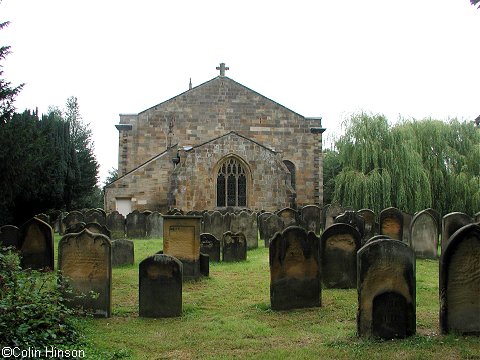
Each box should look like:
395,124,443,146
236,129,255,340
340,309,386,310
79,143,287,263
216,157,247,207
283,160,296,190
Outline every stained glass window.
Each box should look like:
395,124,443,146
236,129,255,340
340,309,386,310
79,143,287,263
216,157,247,207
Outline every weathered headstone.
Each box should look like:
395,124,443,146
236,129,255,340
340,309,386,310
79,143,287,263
357,239,416,339
85,208,106,226
410,210,438,259
258,212,274,242
58,229,112,317
62,211,85,232
126,210,147,238
325,203,344,230
357,209,376,243
300,205,322,234
139,254,182,318
425,208,441,234
231,211,258,249
111,239,134,267
269,226,321,310
379,207,404,241
276,207,298,228
321,223,361,289
163,215,202,280
441,212,473,254
440,223,480,335
0,225,19,248
85,222,112,238
263,214,285,247
200,233,220,262
18,218,54,270
106,211,125,239
222,231,247,262
334,211,365,239
203,211,227,243
146,211,163,238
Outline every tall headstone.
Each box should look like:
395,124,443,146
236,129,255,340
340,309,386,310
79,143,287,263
276,207,298,228
231,211,258,249
222,231,247,262
440,224,480,335
441,212,472,254
163,215,202,280
357,239,416,339
146,212,164,239
269,226,321,310
379,207,404,241
0,225,19,248
321,223,361,289
58,229,112,317
357,209,376,243
263,214,285,247
200,233,220,262
139,254,182,318
111,239,134,267
106,211,125,239
300,205,322,234
18,218,54,270
410,210,438,259
126,210,147,238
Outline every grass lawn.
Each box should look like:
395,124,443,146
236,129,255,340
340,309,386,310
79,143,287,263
54,236,480,360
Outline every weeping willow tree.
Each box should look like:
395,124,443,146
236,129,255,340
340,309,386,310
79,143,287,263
332,113,480,215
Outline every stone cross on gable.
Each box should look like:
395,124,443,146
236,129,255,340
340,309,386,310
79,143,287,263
216,62,229,76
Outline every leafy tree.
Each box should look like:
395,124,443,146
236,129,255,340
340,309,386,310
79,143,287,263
322,150,342,205
104,167,118,186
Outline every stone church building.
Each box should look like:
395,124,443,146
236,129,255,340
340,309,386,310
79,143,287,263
104,64,325,215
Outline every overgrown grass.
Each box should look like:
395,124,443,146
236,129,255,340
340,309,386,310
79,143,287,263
53,236,480,359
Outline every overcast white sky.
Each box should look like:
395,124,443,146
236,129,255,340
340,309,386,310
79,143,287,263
2,0,479,184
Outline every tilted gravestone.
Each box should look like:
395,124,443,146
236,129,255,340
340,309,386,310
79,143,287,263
18,217,54,270
58,229,112,317
334,211,365,239
200,233,220,262
85,208,106,226
62,211,85,232
269,226,321,311
263,214,285,248
441,212,472,254
258,212,274,242
106,211,125,239
409,210,438,259
0,225,19,248
139,254,182,318
276,207,298,228
440,223,480,335
163,215,202,280
357,239,416,339
222,231,247,262
231,211,258,249
300,205,322,234
111,239,134,267
126,210,147,238
357,209,376,244
146,211,163,239
379,207,404,241
321,223,361,289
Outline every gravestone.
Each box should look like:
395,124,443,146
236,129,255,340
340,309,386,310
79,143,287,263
300,205,322,234
269,226,321,310
163,215,202,280
106,211,125,239
62,211,85,232
357,209,376,243
364,234,391,246
146,212,163,239
441,212,472,253
440,224,480,335
0,225,19,248
111,239,134,267
324,203,344,230
425,208,441,234
66,222,87,234
85,209,106,226
200,253,209,277
200,233,220,262
402,212,412,244
258,212,274,242
357,239,415,339
18,218,54,270
276,207,298,228
410,210,438,259
85,222,112,238
222,231,247,262
321,223,361,289
139,254,182,318
58,229,112,317
263,214,285,247
203,211,227,243
35,213,50,224
126,210,147,238
334,211,365,239
379,207,404,241
231,211,258,249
